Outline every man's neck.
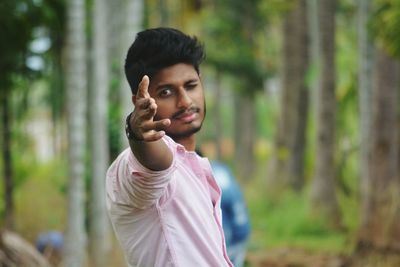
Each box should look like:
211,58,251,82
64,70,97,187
174,135,196,151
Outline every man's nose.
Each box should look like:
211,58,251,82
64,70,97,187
177,90,192,109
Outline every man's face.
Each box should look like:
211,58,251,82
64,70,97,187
147,63,205,140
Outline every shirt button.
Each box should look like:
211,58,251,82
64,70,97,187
177,147,185,154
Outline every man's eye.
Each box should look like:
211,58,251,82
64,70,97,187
186,83,197,90
159,88,172,97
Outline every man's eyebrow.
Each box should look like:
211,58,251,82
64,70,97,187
155,83,173,91
185,79,199,84
155,78,199,90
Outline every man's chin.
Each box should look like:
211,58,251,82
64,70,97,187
167,125,202,141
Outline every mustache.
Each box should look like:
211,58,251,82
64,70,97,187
172,107,200,119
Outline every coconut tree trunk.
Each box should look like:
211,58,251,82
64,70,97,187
118,0,144,149
269,0,309,192
357,0,374,207
233,0,259,182
214,70,223,160
357,47,400,253
158,0,169,26
88,0,111,266
307,0,320,69
0,230,50,267
310,0,341,227
63,0,87,265
234,93,255,180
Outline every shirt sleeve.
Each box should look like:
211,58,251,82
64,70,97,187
108,136,177,209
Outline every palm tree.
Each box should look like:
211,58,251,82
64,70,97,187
63,0,87,265
88,0,111,266
269,0,309,192
310,0,341,227
356,46,400,257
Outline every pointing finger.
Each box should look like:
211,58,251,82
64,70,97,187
137,75,150,99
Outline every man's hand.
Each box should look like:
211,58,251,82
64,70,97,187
127,75,173,171
129,75,171,142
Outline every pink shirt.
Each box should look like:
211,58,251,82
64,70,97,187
106,136,233,267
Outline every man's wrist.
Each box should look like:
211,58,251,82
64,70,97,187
125,112,144,141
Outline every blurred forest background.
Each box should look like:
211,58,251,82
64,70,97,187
1,0,400,266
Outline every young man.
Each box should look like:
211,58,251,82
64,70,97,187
106,28,233,267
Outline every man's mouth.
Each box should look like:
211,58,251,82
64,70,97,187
173,107,200,122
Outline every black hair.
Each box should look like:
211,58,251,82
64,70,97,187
124,27,205,95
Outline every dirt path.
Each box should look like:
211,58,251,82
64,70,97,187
246,247,347,267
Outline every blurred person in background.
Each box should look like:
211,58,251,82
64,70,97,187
36,231,63,266
211,161,251,267
196,149,251,267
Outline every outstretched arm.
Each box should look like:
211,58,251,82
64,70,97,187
127,75,172,171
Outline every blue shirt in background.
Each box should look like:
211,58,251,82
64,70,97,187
210,161,251,246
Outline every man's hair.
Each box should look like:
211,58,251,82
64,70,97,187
124,27,205,95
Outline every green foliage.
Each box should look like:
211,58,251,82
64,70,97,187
246,185,354,253
199,0,298,98
200,0,271,94
0,0,41,87
370,0,400,57
0,0,66,119
108,73,123,159
41,0,66,121
258,0,297,18
255,91,278,140
14,159,67,241
337,0,357,19
335,7,360,200
108,103,123,160
12,134,37,189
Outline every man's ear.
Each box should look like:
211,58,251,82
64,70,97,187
132,95,137,105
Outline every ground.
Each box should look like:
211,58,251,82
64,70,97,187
246,247,347,267
246,247,400,267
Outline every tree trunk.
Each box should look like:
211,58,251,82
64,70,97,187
213,70,223,160
0,230,50,267
118,0,144,149
158,0,169,26
88,0,111,266
233,0,259,182
357,47,400,252
63,0,87,265
50,60,64,159
357,0,374,208
234,93,255,181
268,0,309,192
307,0,320,68
0,88,14,230
310,0,341,227
290,82,309,190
